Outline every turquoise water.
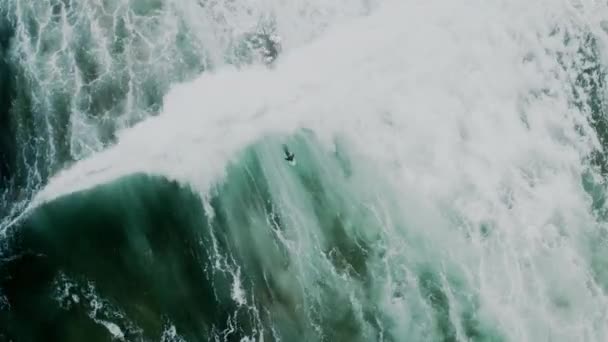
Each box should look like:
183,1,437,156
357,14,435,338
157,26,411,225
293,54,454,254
2,1,608,341
2,133,412,341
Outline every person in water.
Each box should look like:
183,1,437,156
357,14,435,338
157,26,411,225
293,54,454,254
283,146,295,165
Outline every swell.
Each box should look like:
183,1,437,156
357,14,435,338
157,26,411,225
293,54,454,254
0,129,508,341
0,132,377,341
0,173,223,341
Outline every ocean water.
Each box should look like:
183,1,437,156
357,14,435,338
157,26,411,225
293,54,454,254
1,0,608,341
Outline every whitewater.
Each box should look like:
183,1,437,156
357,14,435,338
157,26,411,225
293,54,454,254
3,0,608,341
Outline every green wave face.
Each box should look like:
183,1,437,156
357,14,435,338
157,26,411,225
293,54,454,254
0,131,504,341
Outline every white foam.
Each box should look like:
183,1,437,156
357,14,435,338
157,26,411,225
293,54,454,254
27,0,608,340
33,0,604,201
98,320,125,341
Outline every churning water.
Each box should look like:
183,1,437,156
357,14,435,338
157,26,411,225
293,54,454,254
2,0,608,341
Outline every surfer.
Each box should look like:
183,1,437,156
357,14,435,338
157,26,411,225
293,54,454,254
283,146,295,165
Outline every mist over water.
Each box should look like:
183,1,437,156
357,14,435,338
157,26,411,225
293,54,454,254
2,0,608,341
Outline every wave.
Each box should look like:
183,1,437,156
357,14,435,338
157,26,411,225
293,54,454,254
2,0,608,341
2,131,424,341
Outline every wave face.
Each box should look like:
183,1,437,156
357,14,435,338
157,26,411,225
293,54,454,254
2,0,608,341
2,132,410,341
